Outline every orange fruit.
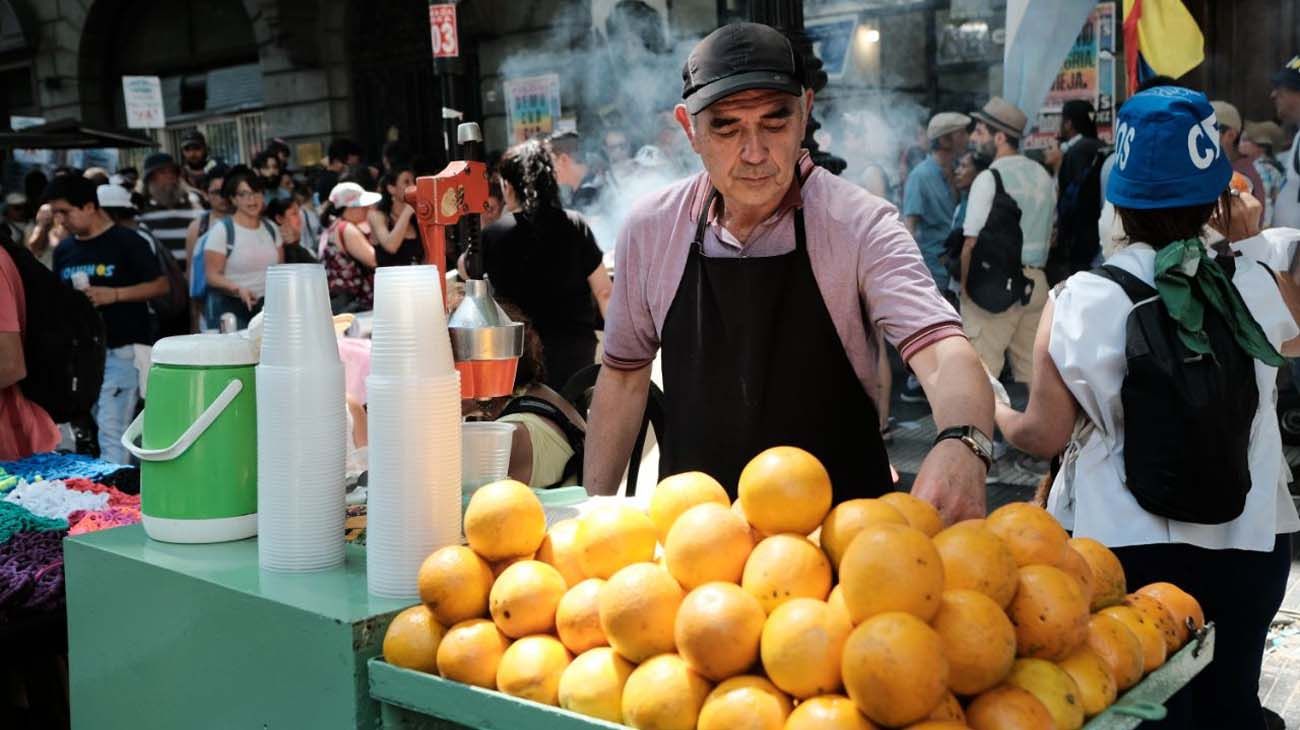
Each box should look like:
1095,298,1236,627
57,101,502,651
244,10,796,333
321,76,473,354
417,545,494,626
1007,565,1090,661
1057,646,1117,717
1087,613,1145,690
839,523,944,623
820,498,907,569
675,582,766,681
760,597,852,698
933,520,1019,609
697,675,792,730
464,479,546,561
1124,593,1181,654
827,584,853,626
650,471,730,541
436,618,511,689
841,612,949,727
931,590,1017,695
496,634,572,706
927,691,966,721
536,518,586,587
663,502,754,589
1100,605,1167,674
575,503,657,579
1004,658,1085,730
621,654,713,730
382,605,445,674
785,695,877,730
966,686,1054,730
558,647,635,723
904,723,969,730
599,562,684,663
741,534,832,613
879,492,944,537
1068,537,1127,610
490,553,535,579
1136,583,1204,649
986,502,1069,568
488,560,566,638
555,578,608,654
738,446,833,535
1055,546,1095,609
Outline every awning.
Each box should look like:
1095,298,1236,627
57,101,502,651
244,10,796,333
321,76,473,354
0,119,159,150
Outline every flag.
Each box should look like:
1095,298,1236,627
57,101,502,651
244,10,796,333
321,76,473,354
1002,0,1098,116
1122,0,1205,90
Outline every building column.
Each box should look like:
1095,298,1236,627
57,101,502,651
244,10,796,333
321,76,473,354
748,0,846,175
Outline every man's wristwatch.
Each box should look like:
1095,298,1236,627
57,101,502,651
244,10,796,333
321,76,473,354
933,426,994,471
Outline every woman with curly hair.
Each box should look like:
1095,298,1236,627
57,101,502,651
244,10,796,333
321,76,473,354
481,138,612,390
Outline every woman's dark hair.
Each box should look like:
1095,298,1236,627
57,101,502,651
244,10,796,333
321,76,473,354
264,196,298,223
252,150,277,171
377,166,413,216
496,139,562,217
221,165,264,200
1117,201,1218,250
496,299,547,388
42,174,98,208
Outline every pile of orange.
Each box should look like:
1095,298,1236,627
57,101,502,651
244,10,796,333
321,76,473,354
382,447,1205,730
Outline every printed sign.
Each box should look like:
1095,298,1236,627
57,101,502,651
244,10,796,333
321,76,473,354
430,4,458,59
1026,3,1116,148
503,74,562,144
806,14,859,81
122,75,165,129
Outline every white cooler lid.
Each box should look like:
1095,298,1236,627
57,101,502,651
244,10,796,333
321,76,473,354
151,333,258,367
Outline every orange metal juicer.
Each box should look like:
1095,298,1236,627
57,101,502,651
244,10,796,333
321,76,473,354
405,122,524,404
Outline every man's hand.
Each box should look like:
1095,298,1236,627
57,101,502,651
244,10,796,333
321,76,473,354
237,287,258,311
911,437,987,525
83,286,117,307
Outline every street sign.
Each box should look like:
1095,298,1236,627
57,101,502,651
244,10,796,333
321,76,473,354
430,4,459,59
122,75,165,129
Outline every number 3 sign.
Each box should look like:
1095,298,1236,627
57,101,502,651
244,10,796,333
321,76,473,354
430,4,459,59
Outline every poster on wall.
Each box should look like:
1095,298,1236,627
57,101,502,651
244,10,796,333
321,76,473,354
122,76,166,129
1026,2,1115,148
806,14,859,81
503,74,562,145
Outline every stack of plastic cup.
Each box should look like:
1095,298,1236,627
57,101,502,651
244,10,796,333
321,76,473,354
257,264,347,572
366,266,463,598
462,422,515,494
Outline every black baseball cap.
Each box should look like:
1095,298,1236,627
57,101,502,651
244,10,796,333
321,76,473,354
1272,55,1300,90
681,23,804,115
181,130,206,148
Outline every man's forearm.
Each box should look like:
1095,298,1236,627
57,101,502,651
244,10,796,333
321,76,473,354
583,364,652,496
911,336,994,435
116,277,170,303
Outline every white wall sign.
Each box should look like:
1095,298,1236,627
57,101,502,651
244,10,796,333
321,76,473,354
122,75,166,129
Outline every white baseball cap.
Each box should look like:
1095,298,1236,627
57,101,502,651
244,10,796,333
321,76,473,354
328,182,381,208
97,183,135,210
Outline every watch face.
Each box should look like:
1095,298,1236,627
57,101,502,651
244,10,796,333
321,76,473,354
968,428,993,454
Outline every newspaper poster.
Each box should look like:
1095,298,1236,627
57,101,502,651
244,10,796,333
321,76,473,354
504,74,562,145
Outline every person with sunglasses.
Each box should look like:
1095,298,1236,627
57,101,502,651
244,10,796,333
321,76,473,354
200,165,282,329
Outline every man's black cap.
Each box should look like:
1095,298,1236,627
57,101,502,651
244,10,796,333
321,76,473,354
681,23,804,115
1272,55,1300,91
180,130,206,149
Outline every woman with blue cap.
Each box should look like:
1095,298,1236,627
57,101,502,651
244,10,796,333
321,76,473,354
995,86,1300,727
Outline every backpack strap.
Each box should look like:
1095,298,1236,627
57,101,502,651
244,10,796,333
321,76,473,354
989,168,1007,197
1090,264,1157,303
261,219,279,244
498,395,586,487
219,216,236,256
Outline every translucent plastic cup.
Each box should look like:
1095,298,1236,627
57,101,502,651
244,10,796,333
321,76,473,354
461,422,514,493
259,265,340,368
370,266,454,377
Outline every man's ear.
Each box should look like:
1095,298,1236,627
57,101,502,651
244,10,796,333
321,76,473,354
674,104,700,151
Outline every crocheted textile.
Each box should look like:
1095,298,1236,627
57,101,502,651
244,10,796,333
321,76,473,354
0,452,127,483
63,478,141,510
4,480,109,521
95,467,140,496
68,506,142,536
0,502,67,544
0,529,66,620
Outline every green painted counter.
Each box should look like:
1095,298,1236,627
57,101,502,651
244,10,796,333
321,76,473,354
65,525,411,730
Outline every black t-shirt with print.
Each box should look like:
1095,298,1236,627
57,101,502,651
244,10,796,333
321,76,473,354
53,225,162,348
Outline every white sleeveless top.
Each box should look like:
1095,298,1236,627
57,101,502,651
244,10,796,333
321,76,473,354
1046,241,1300,551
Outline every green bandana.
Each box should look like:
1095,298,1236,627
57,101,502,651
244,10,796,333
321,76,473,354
1152,238,1285,367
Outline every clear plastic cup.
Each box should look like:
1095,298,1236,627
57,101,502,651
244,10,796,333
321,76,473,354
370,266,454,377
259,265,340,368
461,422,514,492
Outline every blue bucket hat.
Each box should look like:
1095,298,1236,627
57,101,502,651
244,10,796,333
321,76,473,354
1106,87,1233,210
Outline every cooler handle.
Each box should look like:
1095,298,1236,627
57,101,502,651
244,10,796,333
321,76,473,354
121,379,244,462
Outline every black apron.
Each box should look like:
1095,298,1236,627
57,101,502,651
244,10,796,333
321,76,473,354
659,182,893,503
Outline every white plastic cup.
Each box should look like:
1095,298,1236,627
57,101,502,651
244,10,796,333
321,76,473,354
259,265,340,368
370,266,454,378
461,422,515,492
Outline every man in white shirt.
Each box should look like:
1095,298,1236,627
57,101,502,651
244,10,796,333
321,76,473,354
960,97,1056,383
1272,55,1300,228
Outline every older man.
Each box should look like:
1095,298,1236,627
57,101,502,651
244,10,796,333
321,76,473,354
584,23,994,522
904,112,969,298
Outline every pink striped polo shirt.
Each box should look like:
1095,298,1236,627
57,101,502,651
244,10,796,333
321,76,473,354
602,152,965,404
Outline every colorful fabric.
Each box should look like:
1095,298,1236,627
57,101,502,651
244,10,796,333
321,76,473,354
1123,0,1206,91
67,506,142,536
0,452,128,483
4,479,110,521
63,477,141,510
0,501,67,547
0,529,66,619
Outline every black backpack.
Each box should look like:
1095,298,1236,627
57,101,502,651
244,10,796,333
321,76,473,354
0,236,107,423
1049,146,1105,284
137,225,189,321
1092,263,1259,524
967,169,1033,313
498,395,586,489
